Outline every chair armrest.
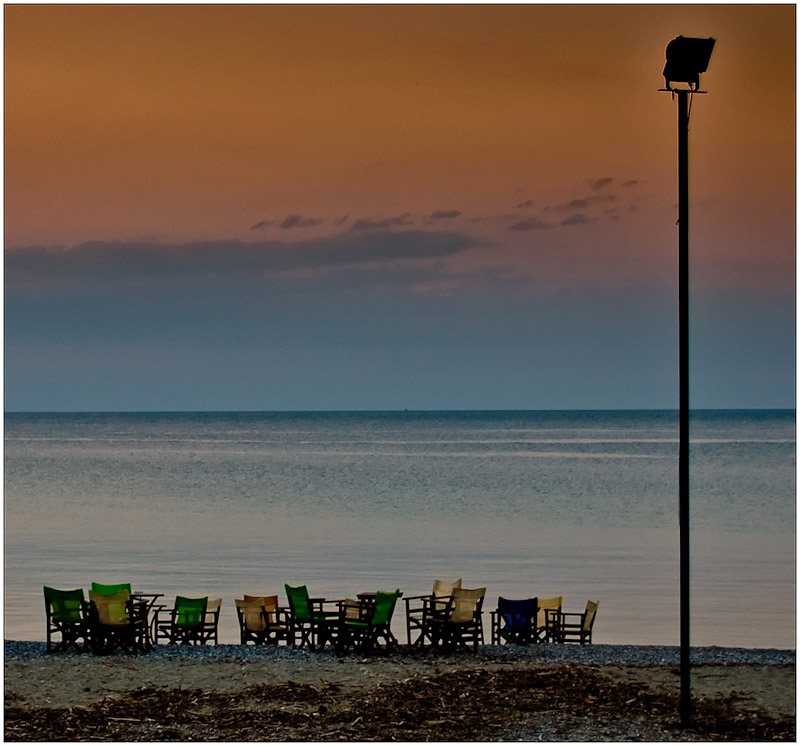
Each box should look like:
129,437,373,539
403,593,433,602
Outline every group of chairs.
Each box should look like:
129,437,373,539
490,595,599,645
405,580,598,649
44,579,598,655
44,583,160,655
44,584,221,655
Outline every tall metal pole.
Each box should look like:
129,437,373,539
677,88,691,728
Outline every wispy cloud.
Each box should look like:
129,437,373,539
6,230,485,287
350,213,413,231
427,210,462,220
561,213,589,226
280,214,326,229
590,177,614,191
250,220,274,231
508,218,552,232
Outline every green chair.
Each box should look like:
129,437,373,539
284,584,340,650
91,582,132,595
155,596,208,645
339,589,403,654
44,586,89,654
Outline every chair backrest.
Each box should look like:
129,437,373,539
89,589,131,625
498,596,537,631
44,586,85,623
433,578,461,597
205,598,222,623
583,600,599,633
536,596,562,629
342,598,363,621
174,596,208,628
370,590,402,626
284,584,312,621
236,598,267,632
243,594,279,625
449,587,485,623
91,582,132,596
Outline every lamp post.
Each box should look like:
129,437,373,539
661,35,715,729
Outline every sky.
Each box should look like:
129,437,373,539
4,4,796,412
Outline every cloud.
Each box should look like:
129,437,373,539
561,198,590,210
561,213,589,226
508,218,552,232
250,220,274,230
351,213,413,231
280,214,326,229
516,200,534,208
591,177,613,191
556,195,616,212
5,230,485,288
427,210,461,220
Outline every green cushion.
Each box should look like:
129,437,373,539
44,586,85,623
91,582,132,596
174,596,207,628
285,584,313,621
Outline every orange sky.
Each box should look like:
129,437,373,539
6,5,794,253
4,4,795,411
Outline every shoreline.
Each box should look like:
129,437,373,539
6,641,795,741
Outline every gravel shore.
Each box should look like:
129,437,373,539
5,641,795,741
6,639,795,665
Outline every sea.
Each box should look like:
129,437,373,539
4,410,795,649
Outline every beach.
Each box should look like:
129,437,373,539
5,642,795,741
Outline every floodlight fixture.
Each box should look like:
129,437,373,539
663,36,715,90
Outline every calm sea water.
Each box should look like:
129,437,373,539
4,410,795,648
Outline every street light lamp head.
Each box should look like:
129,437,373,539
663,36,715,90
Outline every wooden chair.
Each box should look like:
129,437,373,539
338,590,403,654
284,584,341,650
235,595,288,645
427,586,486,650
155,596,208,645
535,596,562,642
548,600,599,644
44,586,89,654
490,597,537,645
198,598,222,645
404,578,461,646
86,589,149,654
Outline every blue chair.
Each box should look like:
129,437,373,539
491,596,537,645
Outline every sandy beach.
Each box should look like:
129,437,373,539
4,642,795,741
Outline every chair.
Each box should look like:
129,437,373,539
284,584,341,650
235,595,288,645
427,586,486,650
535,596,563,642
404,578,462,646
338,590,403,654
490,597,537,645
86,589,149,654
155,596,208,645
548,600,599,644
44,586,89,654
198,598,222,645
